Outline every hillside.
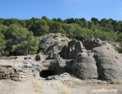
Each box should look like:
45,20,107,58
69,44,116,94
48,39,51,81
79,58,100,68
0,33,122,94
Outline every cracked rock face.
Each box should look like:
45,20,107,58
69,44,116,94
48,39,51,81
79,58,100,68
59,39,85,59
0,66,14,79
93,44,122,83
0,65,33,81
39,33,70,55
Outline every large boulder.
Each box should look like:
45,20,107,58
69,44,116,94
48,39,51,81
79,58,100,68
93,43,122,83
71,51,98,79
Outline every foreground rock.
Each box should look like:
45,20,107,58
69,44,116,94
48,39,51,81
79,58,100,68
0,65,33,81
0,66,14,79
71,52,98,79
93,42,122,83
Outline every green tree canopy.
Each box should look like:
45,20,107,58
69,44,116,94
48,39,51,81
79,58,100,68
4,24,38,55
29,19,49,36
0,32,6,56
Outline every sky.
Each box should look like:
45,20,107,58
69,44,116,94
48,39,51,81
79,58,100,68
0,0,122,20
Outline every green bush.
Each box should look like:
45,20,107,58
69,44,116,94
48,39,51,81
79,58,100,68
4,24,38,55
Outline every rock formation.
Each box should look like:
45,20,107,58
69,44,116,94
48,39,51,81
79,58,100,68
0,65,14,79
93,43,122,83
0,33,122,84
0,65,33,81
39,33,70,55
71,52,98,79
60,39,85,59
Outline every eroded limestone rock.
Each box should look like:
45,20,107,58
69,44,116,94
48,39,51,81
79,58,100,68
93,44,122,83
71,52,98,79
60,39,85,59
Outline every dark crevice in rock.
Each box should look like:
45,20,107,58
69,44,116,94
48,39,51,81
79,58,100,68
40,70,56,78
93,55,104,80
59,39,84,59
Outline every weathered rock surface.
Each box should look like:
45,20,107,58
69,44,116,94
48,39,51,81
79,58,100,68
39,33,70,56
11,68,33,81
60,39,85,59
93,43,122,83
71,52,98,79
0,65,14,79
0,65,33,81
83,38,106,50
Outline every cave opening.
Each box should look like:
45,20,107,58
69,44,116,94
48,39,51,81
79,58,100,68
40,70,56,78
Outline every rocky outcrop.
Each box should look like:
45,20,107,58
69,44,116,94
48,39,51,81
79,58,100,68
60,39,85,59
46,45,61,59
39,33,70,56
71,51,98,79
83,38,106,50
0,33,122,84
11,68,33,81
0,66,14,79
0,65,33,81
93,43,122,83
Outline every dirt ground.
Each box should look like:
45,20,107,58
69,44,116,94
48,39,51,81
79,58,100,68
0,78,122,94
